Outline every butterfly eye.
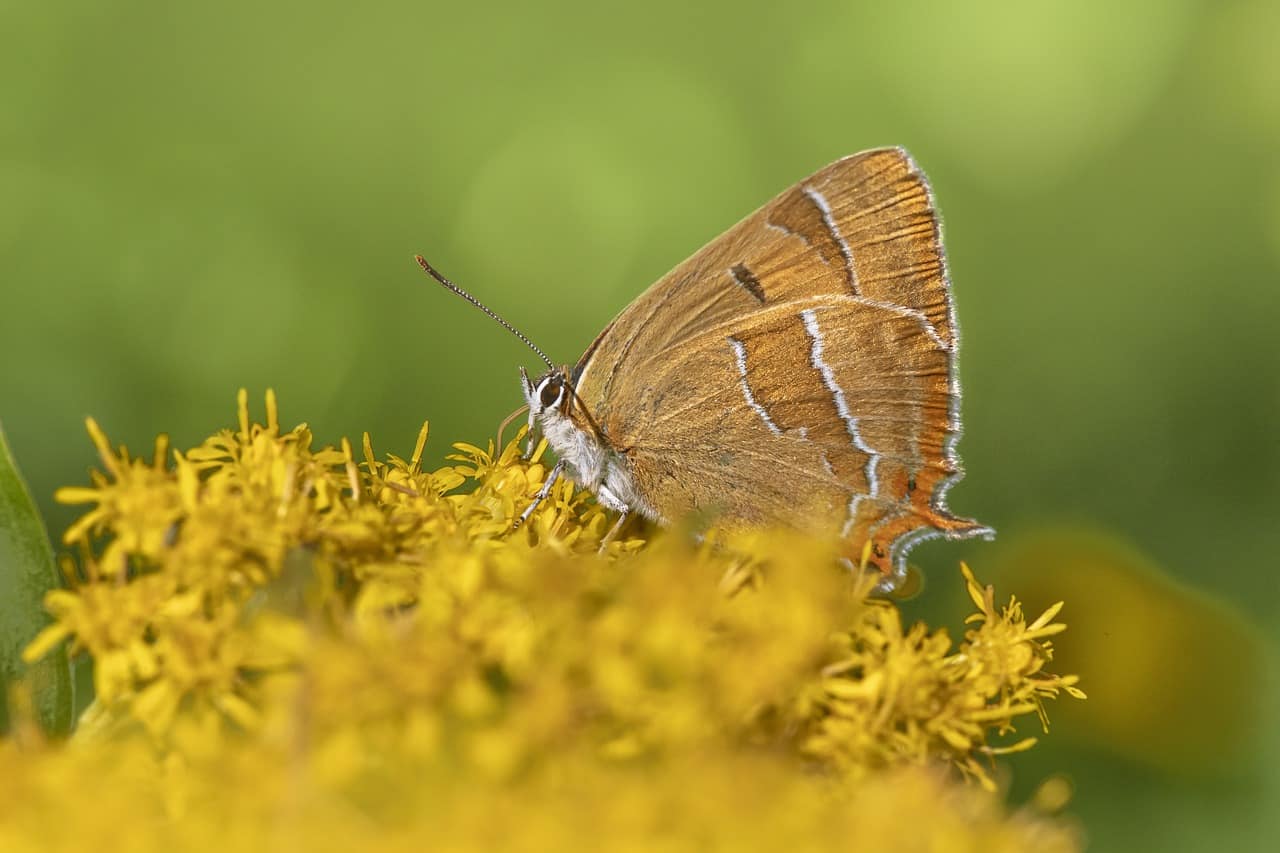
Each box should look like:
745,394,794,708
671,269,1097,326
539,380,562,410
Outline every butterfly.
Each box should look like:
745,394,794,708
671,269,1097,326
419,147,992,583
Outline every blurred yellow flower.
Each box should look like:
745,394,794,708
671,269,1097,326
5,390,1084,850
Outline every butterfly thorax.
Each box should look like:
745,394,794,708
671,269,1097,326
521,367,654,519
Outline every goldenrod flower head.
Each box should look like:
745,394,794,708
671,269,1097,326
8,391,1085,850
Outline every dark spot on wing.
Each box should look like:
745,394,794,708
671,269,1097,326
729,263,765,303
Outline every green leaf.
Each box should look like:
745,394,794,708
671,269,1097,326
0,421,74,736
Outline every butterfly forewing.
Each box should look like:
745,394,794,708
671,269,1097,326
574,147,989,576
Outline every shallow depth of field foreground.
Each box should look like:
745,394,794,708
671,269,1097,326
0,392,1089,851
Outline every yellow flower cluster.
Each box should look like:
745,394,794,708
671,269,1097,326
0,738,1081,853
7,391,1083,851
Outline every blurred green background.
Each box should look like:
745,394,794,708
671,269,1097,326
2,0,1277,848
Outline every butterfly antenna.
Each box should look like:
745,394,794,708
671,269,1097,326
415,255,556,371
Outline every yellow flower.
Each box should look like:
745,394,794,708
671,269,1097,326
798,563,1085,789
7,390,1085,850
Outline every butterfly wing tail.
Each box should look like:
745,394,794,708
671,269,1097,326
850,504,994,584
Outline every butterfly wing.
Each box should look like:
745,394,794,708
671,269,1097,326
574,147,991,575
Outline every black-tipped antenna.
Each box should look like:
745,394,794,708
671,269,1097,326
414,255,555,371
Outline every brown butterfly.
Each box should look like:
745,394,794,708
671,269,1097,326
419,147,992,584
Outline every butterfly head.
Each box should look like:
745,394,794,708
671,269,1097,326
521,366,573,418
520,364,607,475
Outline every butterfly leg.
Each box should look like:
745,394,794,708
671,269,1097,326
513,458,565,530
518,366,540,457
598,509,630,554
523,409,540,458
595,484,631,554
